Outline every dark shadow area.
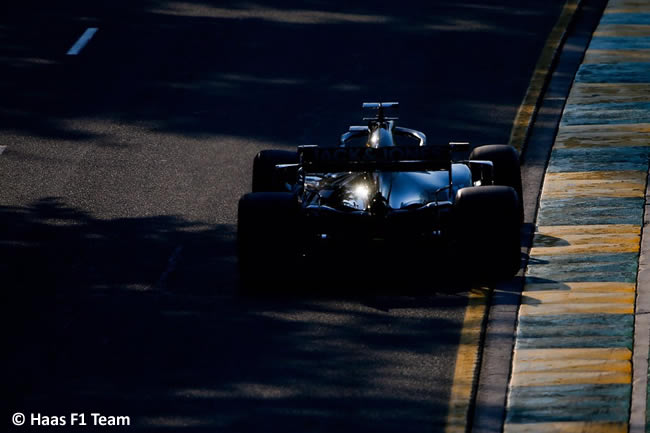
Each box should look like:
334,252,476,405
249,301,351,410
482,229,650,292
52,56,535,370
3,199,466,432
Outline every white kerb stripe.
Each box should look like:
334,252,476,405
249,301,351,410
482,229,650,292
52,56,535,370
67,28,98,55
0,146,6,155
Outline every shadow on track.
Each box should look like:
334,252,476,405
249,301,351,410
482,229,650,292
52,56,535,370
2,198,466,433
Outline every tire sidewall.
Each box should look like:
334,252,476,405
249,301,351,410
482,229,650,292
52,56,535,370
453,185,521,280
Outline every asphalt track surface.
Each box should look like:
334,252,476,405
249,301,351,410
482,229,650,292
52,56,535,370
1,1,563,432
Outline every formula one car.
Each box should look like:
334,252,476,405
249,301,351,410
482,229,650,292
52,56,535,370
238,102,522,288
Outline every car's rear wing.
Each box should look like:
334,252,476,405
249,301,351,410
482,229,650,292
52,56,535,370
298,145,452,173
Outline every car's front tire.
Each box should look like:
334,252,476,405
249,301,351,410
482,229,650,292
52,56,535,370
469,144,523,223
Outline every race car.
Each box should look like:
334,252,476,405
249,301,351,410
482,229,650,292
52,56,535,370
237,102,523,289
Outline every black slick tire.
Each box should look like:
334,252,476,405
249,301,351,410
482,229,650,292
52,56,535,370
237,192,301,293
469,144,523,223
453,185,521,281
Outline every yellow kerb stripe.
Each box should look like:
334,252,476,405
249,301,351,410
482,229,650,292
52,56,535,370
523,282,635,292
604,0,650,13
568,83,650,105
530,224,640,256
541,170,646,199
594,24,650,37
534,225,640,235
504,421,627,433
444,287,489,433
584,49,650,63
558,123,650,134
519,303,634,316
555,123,650,148
521,291,635,305
513,347,632,362
509,370,630,387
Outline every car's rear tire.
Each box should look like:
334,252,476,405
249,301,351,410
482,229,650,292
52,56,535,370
469,145,523,223
237,192,301,293
252,150,298,192
453,186,521,280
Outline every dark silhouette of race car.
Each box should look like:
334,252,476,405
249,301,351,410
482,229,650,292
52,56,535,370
238,102,522,289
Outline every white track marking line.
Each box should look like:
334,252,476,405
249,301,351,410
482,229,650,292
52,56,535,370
66,28,98,55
